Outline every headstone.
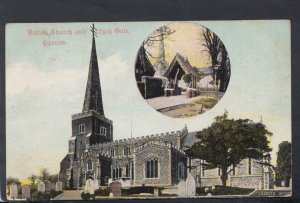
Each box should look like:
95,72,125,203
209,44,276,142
22,186,31,199
186,173,196,197
55,181,62,192
177,180,186,197
38,181,45,192
9,183,18,199
50,182,56,191
84,179,94,195
109,181,121,197
154,188,159,197
204,188,209,193
44,180,51,192
93,179,99,190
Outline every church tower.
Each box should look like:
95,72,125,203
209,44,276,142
70,24,113,160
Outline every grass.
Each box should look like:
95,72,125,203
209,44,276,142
160,97,218,118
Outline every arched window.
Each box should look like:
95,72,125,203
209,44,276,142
109,148,115,157
87,160,93,171
113,161,122,179
123,147,131,156
125,162,130,177
145,159,158,178
178,163,185,180
79,123,85,133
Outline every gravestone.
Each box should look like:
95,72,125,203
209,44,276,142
44,180,50,192
177,180,186,197
186,173,196,197
38,181,45,192
9,183,18,199
50,182,56,191
22,186,31,199
84,179,94,195
93,179,99,190
56,181,62,192
109,181,121,197
154,188,159,197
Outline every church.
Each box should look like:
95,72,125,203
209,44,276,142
59,27,274,190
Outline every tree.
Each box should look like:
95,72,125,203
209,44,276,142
276,141,291,187
185,111,272,186
6,176,20,186
201,28,230,92
39,168,49,181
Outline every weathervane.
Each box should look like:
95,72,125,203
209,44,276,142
90,23,98,38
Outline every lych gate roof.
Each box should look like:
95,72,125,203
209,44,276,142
164,53,197,77
82,35,105,115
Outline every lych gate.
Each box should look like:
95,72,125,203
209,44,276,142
164,53,197,95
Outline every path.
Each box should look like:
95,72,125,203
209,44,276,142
53,190,83,200
146,94,203,110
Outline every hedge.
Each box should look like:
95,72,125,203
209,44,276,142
196,185,254,196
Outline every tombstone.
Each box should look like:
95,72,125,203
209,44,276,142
186,173,196,197
84,179,94,195
9,183,18,199
153,188,159,197
55,181,63,192
109,181,121,197
177,180,186,197
93,179,99,190
50,182,56,191
44,180,51,192
22,186,31,199
38,181,45,192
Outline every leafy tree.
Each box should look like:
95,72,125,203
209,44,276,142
201,28,230,92
6,176,20,186
185,111,272,186
276,141,291,187
39,168,49,181
182,74,192,84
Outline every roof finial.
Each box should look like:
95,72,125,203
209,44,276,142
90,23,97,38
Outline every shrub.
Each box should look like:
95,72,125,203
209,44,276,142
95,187,110,196
49,190,63,198
121,186,163,196
196,185,254,196
31,191,51,201
81,192,95,200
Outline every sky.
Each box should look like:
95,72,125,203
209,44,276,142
6,21,291,180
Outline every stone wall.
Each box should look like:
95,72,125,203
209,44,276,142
134,144,171,186
170,148,187,185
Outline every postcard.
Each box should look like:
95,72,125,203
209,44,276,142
5,21,291,200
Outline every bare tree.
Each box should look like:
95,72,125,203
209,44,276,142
201,28,230,92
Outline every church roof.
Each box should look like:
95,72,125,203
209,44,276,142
164,53,197,77
82,35,105,115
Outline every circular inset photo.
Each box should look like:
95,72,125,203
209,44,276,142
135,22,231,118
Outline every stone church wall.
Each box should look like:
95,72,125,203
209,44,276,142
134,145,171,186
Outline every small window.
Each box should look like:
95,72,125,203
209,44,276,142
87,160,93,171
99,126,106,136
123,147,131,156
248,158,252,175
109,148,115,157
79,123,85,133
145,159,158,178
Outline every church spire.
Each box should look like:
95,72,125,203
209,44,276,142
82,24,104,115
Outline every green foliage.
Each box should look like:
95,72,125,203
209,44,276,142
186,111,272,186
121,186,163,195
182,74,192,84
31,190,62,201
31,191,51,201
81,192,95,200
196,186,254,196
6,177,20,185
276,141,291,186
95,187,110,196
